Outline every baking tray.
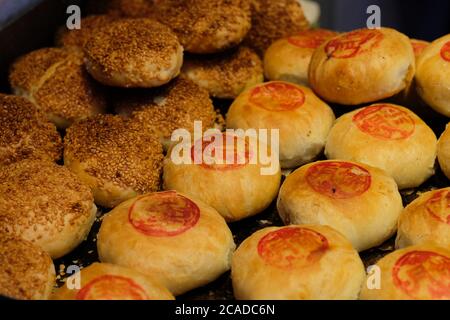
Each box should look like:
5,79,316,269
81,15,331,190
1,0,449,300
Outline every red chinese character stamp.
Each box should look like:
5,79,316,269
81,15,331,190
306,162,371,199
353,105,415,140
258,227,329,269
76,275,148,300
392,251,450,299
128,191,200,237
325,29,383,59
249,82,305,112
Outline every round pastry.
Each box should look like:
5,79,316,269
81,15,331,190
97,191,236,295
0,234,55,300
0,94,62,167
163,132,281,222
438,123,450,180
153,0,251,54
114,77,219,149
360,244,450,300
231,225,365,300
84,18,183,88
325,103,437,189
85,0,156,18
396,188,450,249
56,15,118,50
309,27,415,105
64,114,164,208
277,160,403,251
52,263,174,300
264,29,338,85
9,48,106,129
244,0,310,56
227,81,335,168
415,34,450,117
0,160,96,259
182,46,264,99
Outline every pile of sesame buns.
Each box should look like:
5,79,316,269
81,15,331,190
2,0,450,301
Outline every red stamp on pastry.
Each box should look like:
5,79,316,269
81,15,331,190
288,29,337,49
257,227,329,269
306,162,371,199
425,190,450,225
76,275,148,300
128,191,200,237
249,82,305,111
325,29,383,59
392,251,450,299
411,40,428,57
440,41,450,62
353,104,415,140
191,133,252,170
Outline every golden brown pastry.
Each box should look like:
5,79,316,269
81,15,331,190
232,225,366,300
415,34,450,117
84,18,183,88
438,123,450,180
0,94,62,167
52,263,174,300
309,28,415,105
114,77,219,149
411,39,430,59
360,244,450,300
56,15,118,50
264,29,338,85
0,160,96,259
325,103,437,189
9,48,106,129
97,191,236,296
227,82,335,168
64,114,164,208
396,188,450,249
153,0,251,54
244,0,310,56
278,160,403,251
182,46,264,99
0,234,55,300
163,132,281,222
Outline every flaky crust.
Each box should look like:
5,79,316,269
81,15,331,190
9,48,106,129
163,134,281,222
325,104,437,189
182,46,263,99
231,225,365,300
52,263,174,300
227,82,335,168
97,191,236,295
309,28,415,105
153,0,251,54
0,94,62,166
264,29,338,85
415,34,450,117
84,18,183,88
277,160,403,251
0,160,96,259
64,114,164,208
0,235,55,300
396,188,450,249
360,244,450,300
244,0,310,56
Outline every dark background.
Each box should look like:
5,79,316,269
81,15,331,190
317,0,450,40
